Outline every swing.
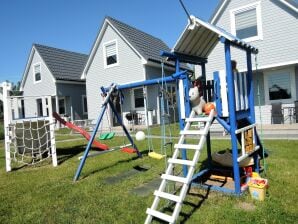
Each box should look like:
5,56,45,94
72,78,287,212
99,94,115,140
142,85,165,160
147,62,172,160
148,151,165,160
121,147,137,154
99,132,115,140
255,54,267,172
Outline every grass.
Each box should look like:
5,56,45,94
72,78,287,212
0,135,297,223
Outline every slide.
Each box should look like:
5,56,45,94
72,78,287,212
53,112,109,151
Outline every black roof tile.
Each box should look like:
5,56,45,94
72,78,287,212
106,17,171,63
34,44,88,82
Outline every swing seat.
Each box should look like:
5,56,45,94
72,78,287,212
99,132,115,140
121,147,137,154
148,152,165,160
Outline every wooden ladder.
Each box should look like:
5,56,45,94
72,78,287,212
145,109,215,224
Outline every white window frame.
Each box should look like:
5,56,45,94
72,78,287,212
103,39,119,69
230,1,263,42
82,95,88,115
58,97,66,115
132,87,144,110
33,63,42,84
264,66,296,104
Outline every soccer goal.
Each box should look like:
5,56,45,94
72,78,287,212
1,82,57,172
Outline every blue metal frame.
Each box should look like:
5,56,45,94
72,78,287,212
73,84,142,181
73,97,109,181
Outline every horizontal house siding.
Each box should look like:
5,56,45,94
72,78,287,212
296,65,298,99
206,0,298,79
145,65,174,79
86,25,144,124
56,83,86,120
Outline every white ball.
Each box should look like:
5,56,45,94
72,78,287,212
135,131,146,141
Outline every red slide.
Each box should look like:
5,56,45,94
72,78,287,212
53,112,109,151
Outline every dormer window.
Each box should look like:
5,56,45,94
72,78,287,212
34,63,41,83
103,40,119,68
230,2,263,42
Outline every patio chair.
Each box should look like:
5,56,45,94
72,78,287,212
271,102,284,124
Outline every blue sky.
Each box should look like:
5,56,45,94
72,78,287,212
0,0,219,84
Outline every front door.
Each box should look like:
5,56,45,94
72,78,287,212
36,98,43,117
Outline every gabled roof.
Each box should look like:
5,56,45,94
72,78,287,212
82,16,171,78
173,15,258,59
210,0,298,24
33,44,88,81
20,44,88,89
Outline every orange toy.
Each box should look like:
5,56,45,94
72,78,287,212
203,102,216,115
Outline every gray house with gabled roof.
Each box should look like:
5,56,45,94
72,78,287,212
82,16,179,127
20,43,88,120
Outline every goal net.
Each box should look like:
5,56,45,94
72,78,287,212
1,82,57,171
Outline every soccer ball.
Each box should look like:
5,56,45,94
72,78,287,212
135,131,146,141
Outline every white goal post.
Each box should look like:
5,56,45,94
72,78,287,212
1,82,57,172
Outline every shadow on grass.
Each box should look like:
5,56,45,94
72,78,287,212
11,164,27,171
179,188,211,224
80,154,141,181
56,143,149,166
155,187,210,224
56,144,90,165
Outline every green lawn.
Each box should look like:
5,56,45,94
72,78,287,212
0,136,297,223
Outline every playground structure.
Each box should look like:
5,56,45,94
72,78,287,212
1,82,57,172
144,16,265,223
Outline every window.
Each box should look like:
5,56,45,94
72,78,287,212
268,73,291,101
230,2,263,42
82,95,88,114
33,63,41,83
58,97,66,115
264,67,296,104
133,88,144,108
36,98,43,117
103,40,118,68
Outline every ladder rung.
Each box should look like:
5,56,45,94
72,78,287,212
237,145,260,162
161,174,188,184
154,190,182,203
174,144,201,150
185,117,211,122
180,130,205,135
168,158,195,167
146,208,174,223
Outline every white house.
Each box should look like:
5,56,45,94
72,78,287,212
20,44,88,120
81,17,180,128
